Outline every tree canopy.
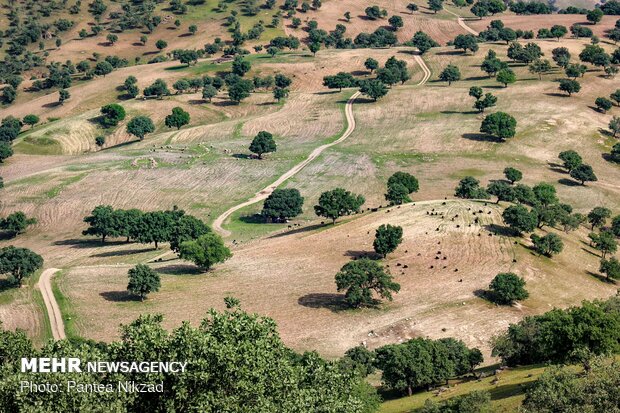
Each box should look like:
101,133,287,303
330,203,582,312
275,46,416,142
335,258,400,307
314,188,365,224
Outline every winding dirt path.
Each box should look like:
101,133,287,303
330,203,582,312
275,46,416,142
38,268,66,340
444,8,480,36
213,53,433,236
213,91,361,236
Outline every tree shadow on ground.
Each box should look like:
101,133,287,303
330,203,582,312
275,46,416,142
462,133,502,143
435,50,463,56
53,238,126,249
100,291,139,302
314,90,340,95
298,293,349,312
484,224,516,237
344,250,382,260
267,223,326,239
336,97,375,104
238,214,265,224
544,92,569,98
586,270,616,284
156,264,204,276
441,110,479,115
42,102,61,108
0,277,15,293
558,178,581,187
213,100,238,107
90,247,154,258
232,153,253,159
547,161,566,174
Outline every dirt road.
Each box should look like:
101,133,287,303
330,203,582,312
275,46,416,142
38,268,66,340
213,53,433,236
444,8,480,36
213,91,361,236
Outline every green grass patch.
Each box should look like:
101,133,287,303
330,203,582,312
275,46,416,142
379,364,548,413
44,173,87,199
13,135,63,155
51,270,80,340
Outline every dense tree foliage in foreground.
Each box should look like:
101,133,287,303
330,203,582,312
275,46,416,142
492,296,620,366
0,306,380,412
523,357,620,413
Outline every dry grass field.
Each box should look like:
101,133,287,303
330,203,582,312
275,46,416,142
286,0,469,45
56,200,616,359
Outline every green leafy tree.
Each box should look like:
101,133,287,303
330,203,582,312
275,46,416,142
487,181,515,203
587,207,611,229
559,78,581,96
559,150,582,172
0,212,36,237
308,42,320,56
599,257,620,281
202,85,218,102
386,172,419,204
428,0,444,13
496,68,516,87
480,112,517,140
314,188,365,224
453,34,478,54
169,215,211,253
504,167,522,184
388,15,403,30
570,164,597,185
529,59,552,79
489,272,528,304
439,65,461,85
595,97,613,113
165,107,190,130
22,115,39,129
135,211,175,249
531,233,564,256
533,183,558,207
474,93,497,113
179,233,232,271
261,189,304,221
143,79,170,99
100,103,126,127
126,116,155,140
359,79,388,101
503,205,538,235
82,205,119,243
228,78,253,103
273,87,289,102
373,224,403,258
407,3,419,13
232,56,251,76
249,131,276,159
94,61,113,77
58,89,70,104
127,264,160,300
586,8,603,24
590,231,617,258
455,176,489,199
422,391,491,413
364,58,379,73
155,39,168,50
609,116,620,138
411,31,439,54
335,258,400,307
0,142,13,163
0,246,43,287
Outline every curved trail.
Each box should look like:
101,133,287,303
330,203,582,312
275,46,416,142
38,268,66,340
213,54,433,236
444,8,480,36
213,91,361,236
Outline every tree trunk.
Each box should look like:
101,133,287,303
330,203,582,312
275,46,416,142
407,385,413,396
155,241,159,249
